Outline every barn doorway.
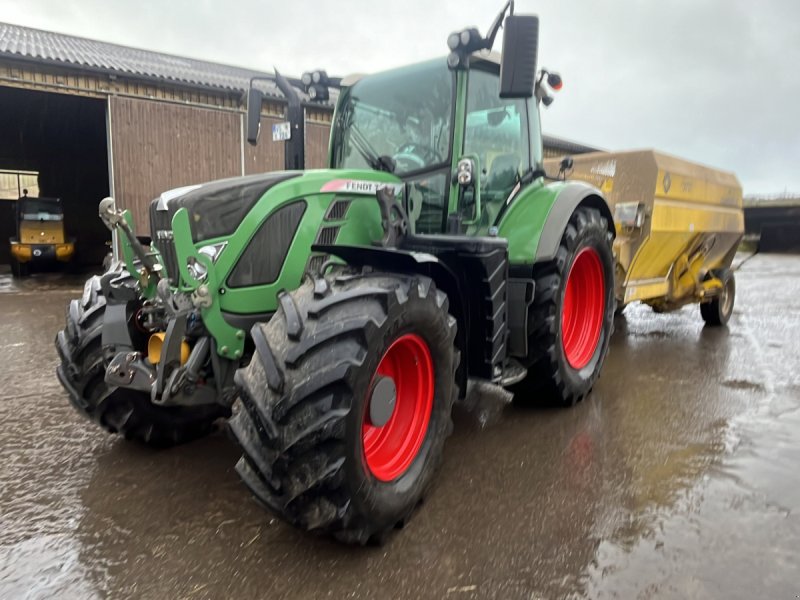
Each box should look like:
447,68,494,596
0,87,110,266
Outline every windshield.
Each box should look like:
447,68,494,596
332,60,454,176
19,198,63,221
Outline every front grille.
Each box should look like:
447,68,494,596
226,201,307,288
306,253,329,276
149,201,179,283
325,198,351,220
315,225,340,246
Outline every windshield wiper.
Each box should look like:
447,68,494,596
350,125,395,173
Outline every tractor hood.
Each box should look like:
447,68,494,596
149,171,301,243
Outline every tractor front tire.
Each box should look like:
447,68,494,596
55,275,228,447
515,206,615,407
701,269,735,326
231,271,458,544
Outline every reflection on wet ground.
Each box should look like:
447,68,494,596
0,255,798,599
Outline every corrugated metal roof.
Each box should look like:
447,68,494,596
0,21,323,102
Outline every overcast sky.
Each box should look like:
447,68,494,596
5,0,799,195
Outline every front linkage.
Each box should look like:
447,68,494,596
56,199,237,445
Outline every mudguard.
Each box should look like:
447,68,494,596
497,180,614,266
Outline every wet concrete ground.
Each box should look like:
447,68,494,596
0,254,798,599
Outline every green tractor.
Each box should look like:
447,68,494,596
56,2,615,543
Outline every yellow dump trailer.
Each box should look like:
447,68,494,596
545,150,744,324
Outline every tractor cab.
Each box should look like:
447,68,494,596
10,194,75,276
328,54,543,236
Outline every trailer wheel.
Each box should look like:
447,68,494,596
231,272,458,544
55,275,228,447
515,206,615,406
701,269,735,326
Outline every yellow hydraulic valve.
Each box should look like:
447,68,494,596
147,332,190,365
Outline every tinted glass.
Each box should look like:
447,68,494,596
464,69,530,206
332,60,454,176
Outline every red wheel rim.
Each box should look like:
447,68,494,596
562,247,605,369
362,334,434,482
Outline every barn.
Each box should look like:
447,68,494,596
0,22,599,267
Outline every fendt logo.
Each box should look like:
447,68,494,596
321,179,403,195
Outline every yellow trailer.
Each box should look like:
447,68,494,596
545,150,744,324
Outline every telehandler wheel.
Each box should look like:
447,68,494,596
515,206,615,407
231,271,458,544
11,259,29,278
55,275,228,447
701,269,735,326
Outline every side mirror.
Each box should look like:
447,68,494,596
246,87,264,146
499,15,539,99
455,156,482,225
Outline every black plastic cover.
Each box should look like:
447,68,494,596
499,15,539,99
401,235,509,380
150,172,300,244
246,87,264,145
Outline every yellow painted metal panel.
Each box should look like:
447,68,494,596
650,198,744,233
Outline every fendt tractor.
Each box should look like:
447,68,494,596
56,3,620,544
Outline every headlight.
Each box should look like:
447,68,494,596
187,242,226,281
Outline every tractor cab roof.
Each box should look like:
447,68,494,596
340,51,501,88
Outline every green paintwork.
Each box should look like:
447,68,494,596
446,70,469,216
170,207,247,358
497,180,566,265
161,169,399,357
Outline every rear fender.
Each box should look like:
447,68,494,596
535,182,615,262
497,180,614,265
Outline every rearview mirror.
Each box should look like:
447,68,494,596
246,87,264,145
499,15,539,99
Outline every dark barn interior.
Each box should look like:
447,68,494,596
0,87,110,265
744,204,800,253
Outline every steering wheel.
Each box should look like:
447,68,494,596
392,143,444,171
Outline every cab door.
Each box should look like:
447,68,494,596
459,67,533,234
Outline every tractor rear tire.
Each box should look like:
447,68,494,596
701,269,735,326
230,271,458,544
514,206,615,407
55,275,228,447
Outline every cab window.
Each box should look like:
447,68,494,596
464,69,530,215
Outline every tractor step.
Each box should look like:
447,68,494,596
499,359,527,387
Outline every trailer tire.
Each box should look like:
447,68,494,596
514,206,615,407
231,271,458,544
55,275,228,447
701,269,735,326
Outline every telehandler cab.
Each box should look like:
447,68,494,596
56,1,616,543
